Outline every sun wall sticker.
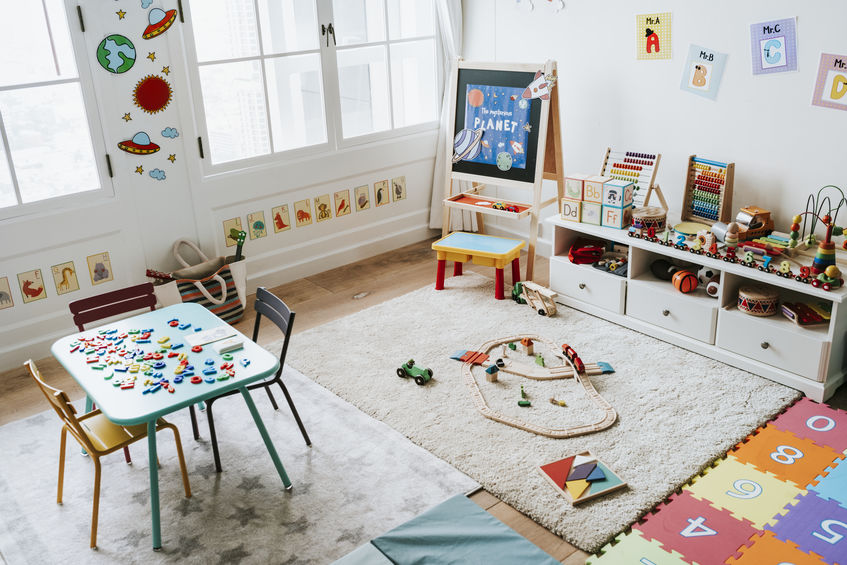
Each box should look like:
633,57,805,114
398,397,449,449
18,269,47,304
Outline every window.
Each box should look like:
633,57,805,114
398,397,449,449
185,0,439,169
0,0,107,214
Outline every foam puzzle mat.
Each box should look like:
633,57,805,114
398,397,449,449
587,397,847,565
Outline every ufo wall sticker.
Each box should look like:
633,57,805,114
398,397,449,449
133,75,172,114
143,8,177,40
118,131,160,154
96,34,136,74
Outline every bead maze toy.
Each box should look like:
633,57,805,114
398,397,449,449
587,397,847,565
599,148,667,210
538,451,627,505
461,335,617,438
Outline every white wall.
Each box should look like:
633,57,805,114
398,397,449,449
464,0,847,248
0,1,437,371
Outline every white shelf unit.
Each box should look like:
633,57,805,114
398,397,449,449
546,215,847,402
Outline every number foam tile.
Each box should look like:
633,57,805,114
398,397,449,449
766,491,847,564
585,530,689,565
808,458,847,509
725,530,828,565
770,397,847,452
684,454,805,529
632,490,758,565
731,425,845,489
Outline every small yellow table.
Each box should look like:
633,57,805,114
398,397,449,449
432,232,525,299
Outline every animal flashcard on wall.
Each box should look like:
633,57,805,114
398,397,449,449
86,252,114,285
681,44,727,100
247,211,267,239
315,194,332,222
334,190,351,217
750,18,797,75
812,53,847,111
294,199,313,227
96,34,136,74
374,180,389,207
222,217,243,247
636,12,671,60
51,261,80,295
0,276,14,310
271,205,291,232
18,270,47,304
355,185,370,211
391,176,407,202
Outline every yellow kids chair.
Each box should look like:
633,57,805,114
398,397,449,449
25,360,192,549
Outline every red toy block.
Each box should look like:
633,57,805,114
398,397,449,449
633,490,757,565
770,397,847,452
732,425,844,489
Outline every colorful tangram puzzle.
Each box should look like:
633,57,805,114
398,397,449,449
587,397,847,564
539,451,627,505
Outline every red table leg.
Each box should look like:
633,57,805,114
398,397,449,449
453,262,463,276
435,259,446,290
511,257,520,284
495,268,504,299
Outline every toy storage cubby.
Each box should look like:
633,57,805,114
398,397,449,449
546,215,847,401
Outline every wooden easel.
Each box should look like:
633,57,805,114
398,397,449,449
441,59,564,281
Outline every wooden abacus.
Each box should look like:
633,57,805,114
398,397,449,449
600,148,667,210
681,155,734,226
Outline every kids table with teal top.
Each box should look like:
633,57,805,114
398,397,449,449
51,302,292,551
432,232,525,299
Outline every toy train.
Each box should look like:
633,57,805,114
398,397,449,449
561,343,585,374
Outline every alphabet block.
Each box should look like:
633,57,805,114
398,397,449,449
583,176,611,204
565,173,590,200
602,179,634,208
560,199,581,222
581,202,602,225
601,205,632,229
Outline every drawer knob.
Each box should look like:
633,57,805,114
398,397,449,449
662,309,670,317
578,283,586,290
761,342,770,349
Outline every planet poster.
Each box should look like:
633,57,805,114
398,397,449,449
462,84,531,171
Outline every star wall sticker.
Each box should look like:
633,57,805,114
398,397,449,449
161,66,170,75
135,165,144,174
122,112,132,122
116,9,126,19
167,153,176,163
147,52,156,62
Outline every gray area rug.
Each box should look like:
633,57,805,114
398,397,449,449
287,272,802,553
0,368,476,564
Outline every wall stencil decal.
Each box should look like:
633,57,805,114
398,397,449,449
96,34,136,74
118,131,160,154
143,8,178,40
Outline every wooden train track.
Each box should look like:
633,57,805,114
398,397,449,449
462,335,617,438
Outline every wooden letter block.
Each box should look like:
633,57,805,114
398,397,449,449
601,205,632,229
583,175,612,203
561,199,581,222
565,173,589,200
582,202,602,225
603,179,634,207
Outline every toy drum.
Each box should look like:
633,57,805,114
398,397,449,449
632,206,667,232
737,285,779,317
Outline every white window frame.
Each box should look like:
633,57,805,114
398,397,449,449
0,1,114,222
180,0,442,178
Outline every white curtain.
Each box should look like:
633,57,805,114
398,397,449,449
428,0,477,232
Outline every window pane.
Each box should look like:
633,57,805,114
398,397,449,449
258,0,319,54
333,0,386,46
390,40,437,127
0,134,16,209
266,55,327,152
191,0,259,62
337,46,391,138
0,0,77,87
0,84,99,203
387,0,435,40
199,61,270,164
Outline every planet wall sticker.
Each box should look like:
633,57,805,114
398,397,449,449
143,8,178,40
117,131,160,155
452,128,484,163
133,75,172,114
96,34,136,74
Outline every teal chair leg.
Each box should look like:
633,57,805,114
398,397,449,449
239,386,292,489
147,420,162,550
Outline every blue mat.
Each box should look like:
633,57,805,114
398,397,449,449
334,495,559,565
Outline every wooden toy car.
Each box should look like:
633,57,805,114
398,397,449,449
396,359,433,386
514,281,558,316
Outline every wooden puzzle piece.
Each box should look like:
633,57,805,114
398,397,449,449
539,455,574,489
565,479,590,500
769,397,847,453
568,463,596,481
586,530,689,565
766,491,847,564
586,466,606,482
726,530,828,565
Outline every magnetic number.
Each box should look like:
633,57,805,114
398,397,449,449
744,251,754,263
725,479,762,499
770,445,804,465
799,266,811,277
807,415,836,432
680,516,717,538
693,240,702,251
763,255,773,269
662,231,670,243
779,261,791,274
676,235,686,246
812,519,847,544
647,226,656,238
709,242,718,254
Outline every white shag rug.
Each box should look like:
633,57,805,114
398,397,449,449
286,272,801,553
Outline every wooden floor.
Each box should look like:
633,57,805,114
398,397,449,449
5,236,846,563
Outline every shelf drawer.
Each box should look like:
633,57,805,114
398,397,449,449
716,308,829,381
549,258,626,314
626,280,718,343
